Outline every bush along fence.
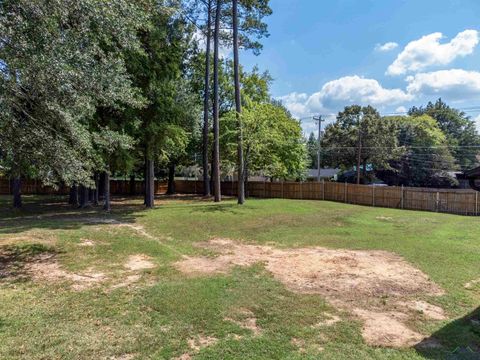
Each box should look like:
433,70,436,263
175,180,480,216
1,178,479,216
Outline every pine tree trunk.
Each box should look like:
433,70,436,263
232,0,245,205
167,163,176,195
212,0,222,202
103,170,111,211
203,0,212,197
12,176,22,209
145,158,155,208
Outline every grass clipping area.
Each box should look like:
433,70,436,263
0,195,479,359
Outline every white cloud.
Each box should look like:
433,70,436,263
278,75,412,119
193,29,231,59
387,30,479,75
406,69,480,100
395,106,407,113
308,75,413,110
276,92,310,118
375,42,399,52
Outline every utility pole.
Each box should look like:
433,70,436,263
356,112,363,185
313,116,325,182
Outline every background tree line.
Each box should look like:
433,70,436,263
0,0,308,209
308,99,480,188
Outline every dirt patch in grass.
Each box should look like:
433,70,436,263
124,254,155,271
175,238,445,348
465,278,480,290
225,308,261,336
1,244,155,291
26,254,107,291
78,239,96,247
174,335,218,360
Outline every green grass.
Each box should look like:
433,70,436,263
0,195,479,359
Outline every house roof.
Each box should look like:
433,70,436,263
464,166,480,178
307,168,340,178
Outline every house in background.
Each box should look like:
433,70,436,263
306,168,340,181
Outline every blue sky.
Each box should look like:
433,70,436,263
240,0,480,133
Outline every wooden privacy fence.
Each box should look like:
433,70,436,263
0,178,167,196
2,177,479,216
175,180,480,216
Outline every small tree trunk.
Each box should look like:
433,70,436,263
98,173,105,201
145,158,154,208
79,185,88,208
212,0,222,202
202,0,212,197
103,170,111,211
12,177,22,208
167,163,176,195
93,173,99,206
69,183,79,206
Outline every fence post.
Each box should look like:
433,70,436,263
263,180,267,198
232,178,234,196
372,184,375,207
281,181,284,198
476,192,478,216
194,179,197,194
300,182,303,199
322,179,325,201
344,182,347,203
436,191,440,212
401,185,404,209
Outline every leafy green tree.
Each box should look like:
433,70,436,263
0,0,146,207
409,99,480,170
378,115,457,187
306,132,318,169
322,105,402,183
221,102,307,183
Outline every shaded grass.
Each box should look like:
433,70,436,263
0,195,479,359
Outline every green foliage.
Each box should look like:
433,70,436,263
221,102,307,180
0,0,147,186
322,105,403,175
378,115,458,187
409,99,480,170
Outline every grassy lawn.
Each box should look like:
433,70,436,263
0,195,479,359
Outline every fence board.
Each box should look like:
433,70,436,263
1,177,478,216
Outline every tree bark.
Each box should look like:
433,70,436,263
12,177,22,209
145,158,155,208
98,173,105,201
93,173,99,206
69,183,79,206
244,148,250,198
167,162,176,195
212,0,222,202
232,0,245,205
79,184,88,208
103,169,111,211
202,0,212,197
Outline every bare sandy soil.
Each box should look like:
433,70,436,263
175,238,446,348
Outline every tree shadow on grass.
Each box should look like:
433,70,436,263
0,195,146,234
415,307,480,359
0,243,57,282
